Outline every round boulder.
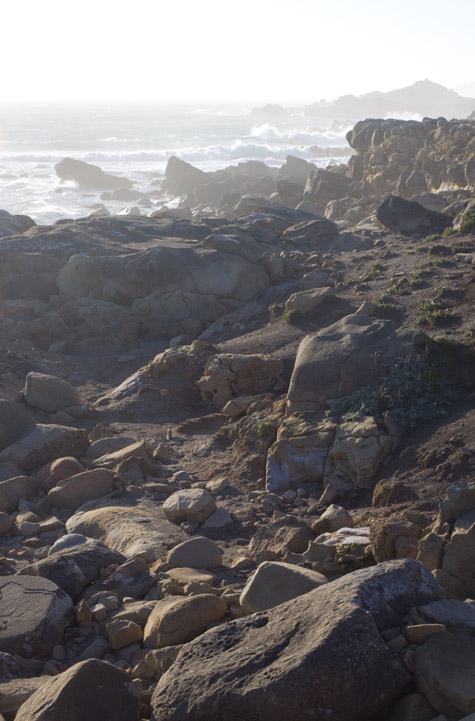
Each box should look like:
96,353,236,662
167,537,223,569
15,659,140,721
163,489,216,526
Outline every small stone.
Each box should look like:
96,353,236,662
387,634,408,651
231,557,253,570
132,659,156,680
52,645,65,661
405,623,446,644
107,619,143,650
91,603,107,622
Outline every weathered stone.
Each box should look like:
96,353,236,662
376,195,452,236
19,541,124,599
47,469,114,509
0,424,89,471
415,632,475,717
266,413,335,493
66,499,187,562
371,517,422,563
287,315,398,413
240,561,328,613
0,511,13,536
167,537,223,569
151,560,442,721
198,354,282,410
144,593,227,648
163,489,216,526
15,659,140,721
85,436,137,461
106,619,143,649
0,678,49,720
285,287,335,314
0,576,73,658
418,600,475,636
329,417,399,490
0,400,35,452
385,693,436,721
0,475,37,512
439,481,475,524
201,506,234,528
441,515,475,597
92,440,149,468
312,504,354,535
405,623,445,643
249,515,315,556
24,372,81,413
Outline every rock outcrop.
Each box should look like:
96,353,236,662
55,158,133,190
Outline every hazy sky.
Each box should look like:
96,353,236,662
3,0,475,102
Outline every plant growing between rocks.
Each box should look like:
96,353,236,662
327,351,459,431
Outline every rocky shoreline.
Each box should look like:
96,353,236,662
0,116,474,720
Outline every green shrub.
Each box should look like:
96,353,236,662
416,300,454,326
459,209,475,234
256,421,273,438
327,357,456,431
282,309,297,324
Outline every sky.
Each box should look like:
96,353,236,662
2,0,474,103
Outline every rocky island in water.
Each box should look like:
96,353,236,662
0,107,475,721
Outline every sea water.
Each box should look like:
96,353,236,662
0,102,352,224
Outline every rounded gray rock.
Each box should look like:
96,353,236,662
0,576,73,658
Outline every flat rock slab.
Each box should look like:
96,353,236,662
151,560,442,721
240,561,328,613
0,576,73,658
66,499,188,562
0,425,89,471
19,541,124,599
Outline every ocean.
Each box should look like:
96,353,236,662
0,102,352,225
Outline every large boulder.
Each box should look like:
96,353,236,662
162,156,207,196
287,314,397,413
240,561,328,613
24,372,81,413
19,541,124,599
304,168,352,207
144,594,228,649
66,500,188,562
0,424,89,471
0,209,36,237
0,576,73,658
151,560,443,721
15,659,140,721
376,195,452,235
47,469,115,509
55,157,133,190
0,400,35,452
